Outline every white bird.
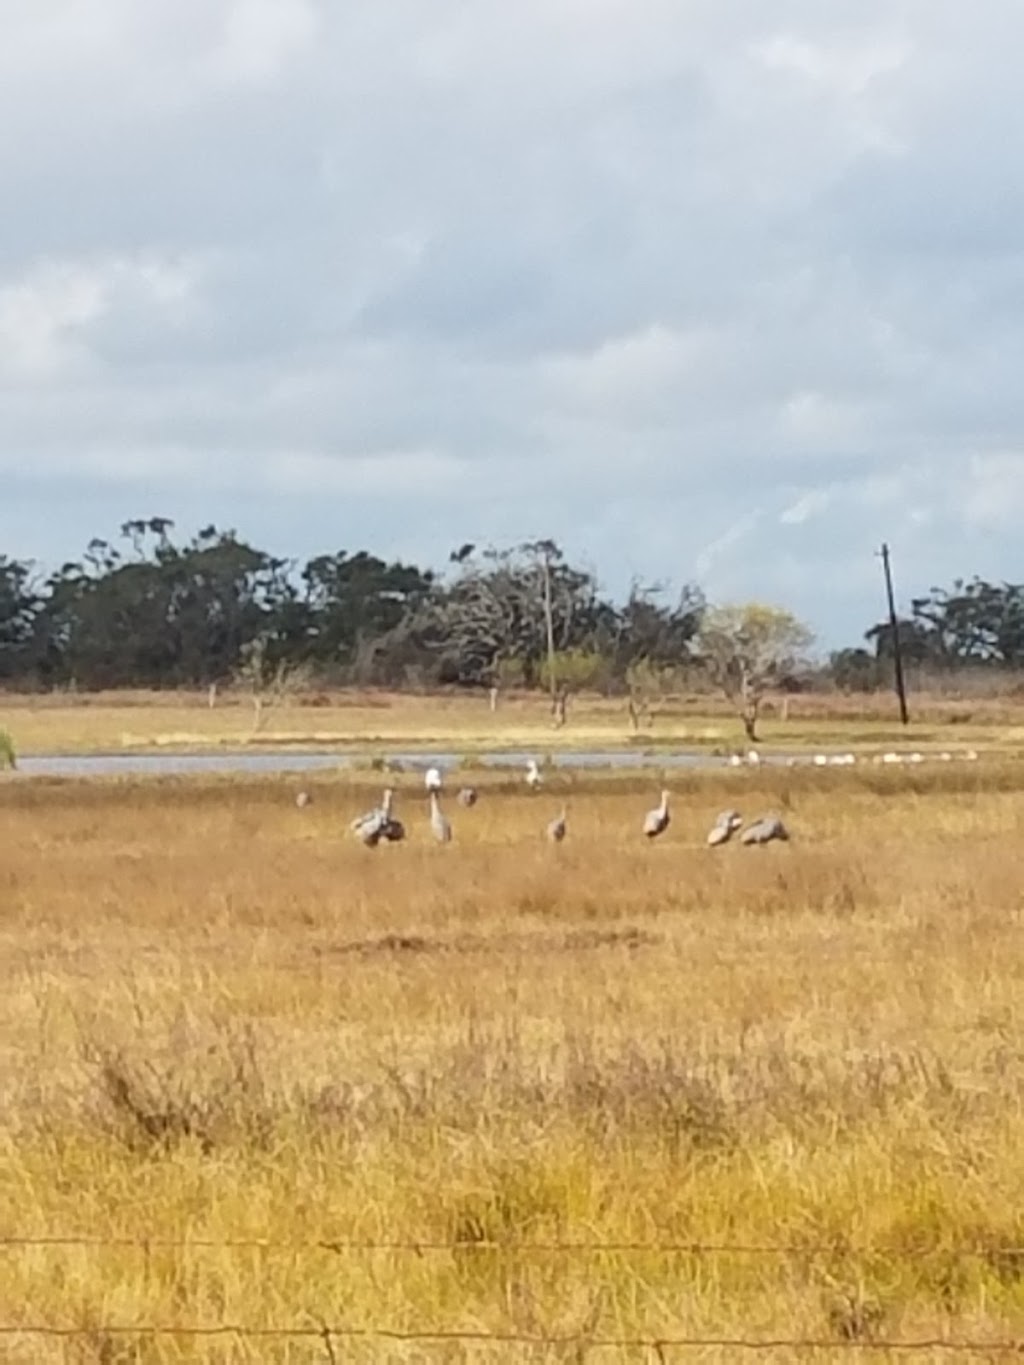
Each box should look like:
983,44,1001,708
813,754,828,767
964,749,979,762
741,813,789,846
546,807,567,843
429,790,452,843
746,749,762,767
728,754,744,768
882,752,901,765
643,790,671,840
707,810,742,847
525,759,542,790
457,786,478,807
295,790,312,809
908,752,924,764
939,751,953,762
424,766,443,792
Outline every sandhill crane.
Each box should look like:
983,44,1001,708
350,788,404,846
707,810,742,847
740,813,789,846
429,790,452,843
525,759,542,790
350,787,391,832
643,790,670,840
424,766,443,792
457,786,478,807
546,807,567,843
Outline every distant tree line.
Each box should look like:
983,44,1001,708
830,577,1024,691
0,520,1020,709
0,520,705,698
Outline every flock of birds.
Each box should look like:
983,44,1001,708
729,747,979,768
324,758,790,850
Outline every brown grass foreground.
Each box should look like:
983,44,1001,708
1,765,1023,1362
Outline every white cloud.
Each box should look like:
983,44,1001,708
753,34,908,98
694,510,764,584
780,490,832,525
0,262,105,380
207,0,318,84
962,453,1024,530
1,2,1024,644
0,254,203,380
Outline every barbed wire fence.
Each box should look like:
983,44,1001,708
3,1234,1022,1357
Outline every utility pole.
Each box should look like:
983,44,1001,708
878,543,909,725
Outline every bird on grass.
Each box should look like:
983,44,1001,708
457,786,478,807
707,810,742,847
643,790,671,840
424,766,443,792
525,759,542,791
295,790,312,809
740,813,789,846
546,807,567,843
429,790,452,844
351,788,405,846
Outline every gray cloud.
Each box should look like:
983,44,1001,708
1,0,1023,647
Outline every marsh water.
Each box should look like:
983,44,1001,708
15,749,854,778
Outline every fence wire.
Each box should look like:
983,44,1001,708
0,1324,1021,1355
5,1233,1022,1356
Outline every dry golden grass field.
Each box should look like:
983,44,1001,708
2,760,1024,1362
5,685,1024,758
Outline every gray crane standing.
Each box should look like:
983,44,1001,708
429,790,452,844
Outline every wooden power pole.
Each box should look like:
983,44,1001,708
878,543,910,725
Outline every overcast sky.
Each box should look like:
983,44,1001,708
1,1,1022,646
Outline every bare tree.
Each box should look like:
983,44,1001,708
236,635,312,732
697,603,813,742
